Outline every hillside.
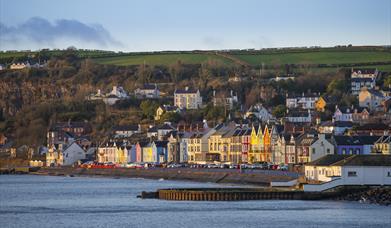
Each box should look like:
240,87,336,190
93,53,235,66
2,46,390,72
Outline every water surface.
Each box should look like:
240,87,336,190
0,175,390,228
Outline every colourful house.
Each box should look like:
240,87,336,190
315,97,327,112
142,142,154,163
332,136,380,155
152,141,169,163
262,125,271,162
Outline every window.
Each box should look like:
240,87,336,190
348,171,357,177
326,149,330,154
387,172,391,177
349,149,353,154
342,149,346,154
312,148,316,154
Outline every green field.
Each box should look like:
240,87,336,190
93,53,234,66
233,51,391,66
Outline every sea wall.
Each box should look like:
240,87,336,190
34,167,298,186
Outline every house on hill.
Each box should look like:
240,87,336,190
174,87,202,109
286,93,319,110
113,125,141,138
134,84,160,98
155,105,180,121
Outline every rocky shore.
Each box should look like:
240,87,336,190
335,187,391,206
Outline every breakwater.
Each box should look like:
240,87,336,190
139,188,337,201
33,167,298,186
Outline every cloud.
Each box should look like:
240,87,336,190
0,17,122,50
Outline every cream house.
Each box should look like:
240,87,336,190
174,87,202,109
359,88,388,111
374,135,391,155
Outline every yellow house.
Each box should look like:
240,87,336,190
155,106,165,121
117,147,128,164
315,97,327,112
249,125,262,163
188,133,203,162
142,143,154,162
208,131,224,162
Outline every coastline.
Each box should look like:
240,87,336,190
31,167,298,187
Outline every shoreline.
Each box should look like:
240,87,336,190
30,167,299,187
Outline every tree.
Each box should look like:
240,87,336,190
327,79,347,94
384,75,391,89
272,105,287,118
140,100,159,120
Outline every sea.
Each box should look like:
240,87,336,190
0,175,390,228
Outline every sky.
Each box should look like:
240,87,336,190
0,0,390,51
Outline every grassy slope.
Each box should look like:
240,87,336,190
93,53,234,66
233,51,391,65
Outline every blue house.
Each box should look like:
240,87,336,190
152,141,169,163
332,136,380,155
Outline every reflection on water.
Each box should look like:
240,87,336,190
0,175,390,228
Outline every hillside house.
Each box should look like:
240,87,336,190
174,87,202,109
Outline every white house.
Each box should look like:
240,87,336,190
134,84,160,98
304,155,391,192
88,86,129,105
245,104,274,121
113,125,141,138
10,62,30,70
285,110,312,123
351,68,378,79
174,87,202,109
351,68,378,95
351,78,376,95
332,107,353,122
62,142,86,166
109,86,129,99
212,90,238,110
309,134,334,162
286,93,319,110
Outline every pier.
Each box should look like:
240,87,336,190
140,188,336,201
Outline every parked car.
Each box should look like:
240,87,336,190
220,164,229,169
279,165,288,171
207,164,220,169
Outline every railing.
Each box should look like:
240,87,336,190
303,178,343,192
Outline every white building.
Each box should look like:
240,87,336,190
285,110,312,123
174,87,202,109
10,62,31,70
62,142,86,166
304,155,391,192
113,125,141,138
351,68,378,95
332,107,353,122
286,93,319,110
309,134,334,162
245,104,274,121
212,90,238,110
88,86,129,105
134,84,160,98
